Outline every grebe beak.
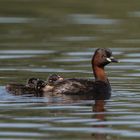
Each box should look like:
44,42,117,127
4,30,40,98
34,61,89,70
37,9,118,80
106,57,119,63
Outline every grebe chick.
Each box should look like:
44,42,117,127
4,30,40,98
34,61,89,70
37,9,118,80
26,77,39,88
42,74,64,92
43,48,118,100
48,74,63,85
5,74,63,96
6,77,40,96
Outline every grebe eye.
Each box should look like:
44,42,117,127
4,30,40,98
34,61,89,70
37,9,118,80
102,55,105,58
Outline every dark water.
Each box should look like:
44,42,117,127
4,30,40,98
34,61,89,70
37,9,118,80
0,0,140,140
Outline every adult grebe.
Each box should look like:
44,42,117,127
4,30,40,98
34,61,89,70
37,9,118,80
43,48,118,100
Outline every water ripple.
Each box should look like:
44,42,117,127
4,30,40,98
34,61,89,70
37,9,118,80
42,127,140,137
0,17,34,24
69,14,120,25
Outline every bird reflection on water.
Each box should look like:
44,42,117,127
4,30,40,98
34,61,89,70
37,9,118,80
44,94,109,140
92,100,107,140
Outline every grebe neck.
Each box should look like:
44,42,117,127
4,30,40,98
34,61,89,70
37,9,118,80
93,66,109,83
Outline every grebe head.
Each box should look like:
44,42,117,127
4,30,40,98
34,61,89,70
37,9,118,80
26,77,39,88
92,48,118,67
36,80,47,91
47,74,63,85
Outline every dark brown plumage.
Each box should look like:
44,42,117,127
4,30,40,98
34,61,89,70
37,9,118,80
43,48,118,100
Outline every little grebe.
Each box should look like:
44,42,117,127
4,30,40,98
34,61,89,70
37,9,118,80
39,74,64,92
6,74,63,96
6,77,41,96
43,48,118,100
26,77,40,88
47,74,64,85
